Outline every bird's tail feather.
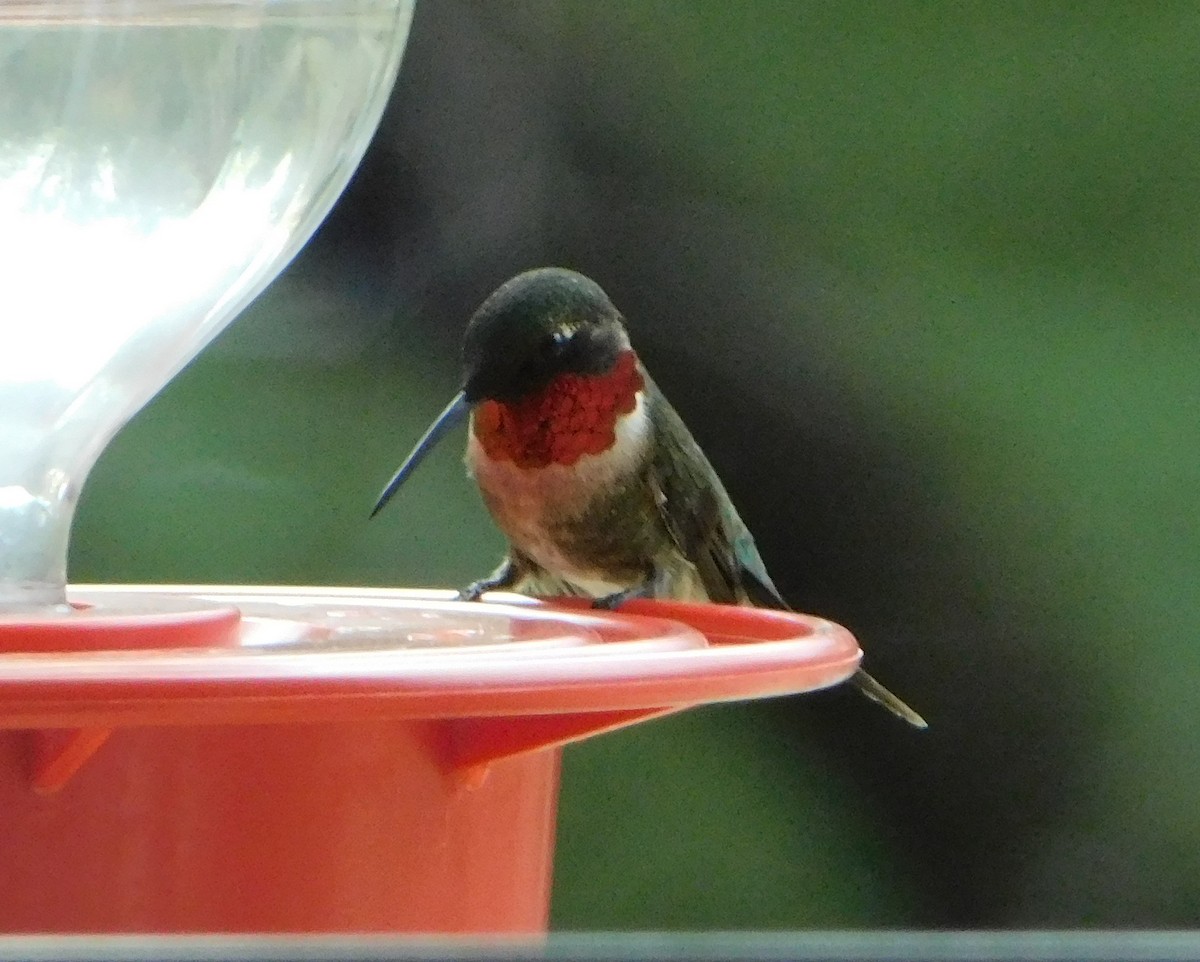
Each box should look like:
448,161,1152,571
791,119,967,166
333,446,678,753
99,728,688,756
851,668,928,729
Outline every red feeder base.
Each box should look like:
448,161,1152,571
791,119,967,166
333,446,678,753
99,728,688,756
0,721,558,933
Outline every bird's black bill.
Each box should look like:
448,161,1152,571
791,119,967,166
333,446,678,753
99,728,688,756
370,392,470,518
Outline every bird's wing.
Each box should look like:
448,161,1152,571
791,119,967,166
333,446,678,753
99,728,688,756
645,376,927,727
644,374,786,607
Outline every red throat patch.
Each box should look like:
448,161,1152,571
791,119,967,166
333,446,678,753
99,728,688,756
472,350,645,469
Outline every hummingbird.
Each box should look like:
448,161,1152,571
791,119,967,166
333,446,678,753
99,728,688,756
372,267,925,728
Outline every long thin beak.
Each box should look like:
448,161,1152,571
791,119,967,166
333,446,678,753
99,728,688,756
370,391,470,518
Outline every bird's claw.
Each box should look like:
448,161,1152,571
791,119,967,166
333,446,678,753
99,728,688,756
455,581,489,603
591,579,656,610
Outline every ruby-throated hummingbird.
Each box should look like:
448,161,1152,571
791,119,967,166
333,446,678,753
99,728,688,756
373,267,925,728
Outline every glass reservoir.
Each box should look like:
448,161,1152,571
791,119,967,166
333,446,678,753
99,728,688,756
0,0,414,609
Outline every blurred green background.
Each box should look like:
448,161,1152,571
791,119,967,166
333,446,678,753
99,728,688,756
73,0,1200,929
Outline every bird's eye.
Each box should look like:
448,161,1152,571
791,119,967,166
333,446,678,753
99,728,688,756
540,329,571,358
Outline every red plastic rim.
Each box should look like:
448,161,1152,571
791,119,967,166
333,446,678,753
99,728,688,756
0,585,861,729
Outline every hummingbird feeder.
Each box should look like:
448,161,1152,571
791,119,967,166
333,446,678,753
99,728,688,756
0,586,860,932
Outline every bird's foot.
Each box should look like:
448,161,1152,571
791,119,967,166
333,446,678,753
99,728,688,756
455,560,519,602
591,577,657,611
455,580,490,603
456,575,518,602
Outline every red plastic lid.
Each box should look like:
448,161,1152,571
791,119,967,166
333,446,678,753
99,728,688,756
0,585,861,729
